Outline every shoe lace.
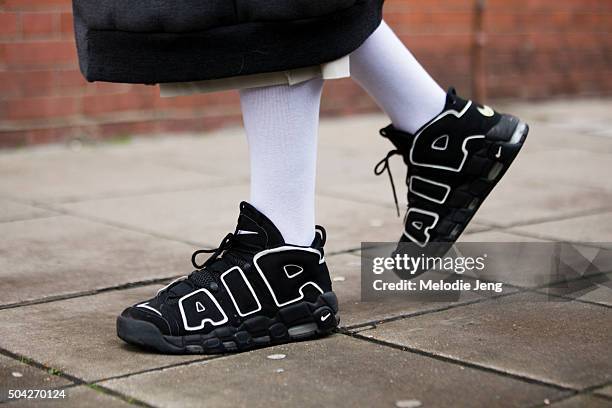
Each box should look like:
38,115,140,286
157,233,236,297
374,149,402,217
191,233,235,269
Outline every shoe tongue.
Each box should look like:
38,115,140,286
164,202,284,297
233,202,285,251
444,87,458,108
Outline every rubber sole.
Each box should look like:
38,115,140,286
117,292,339,354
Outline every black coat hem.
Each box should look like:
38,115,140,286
75,0,384,84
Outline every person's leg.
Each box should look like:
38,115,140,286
350,20,446,134
239,79,323,246
118,79,339,354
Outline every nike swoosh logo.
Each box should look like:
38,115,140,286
495,146,502,159
136,302,162,317
477,105,495,117
237,230,258,235
321,312,331,322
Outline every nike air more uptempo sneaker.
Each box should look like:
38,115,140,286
375,88,529,249
117,202,339,354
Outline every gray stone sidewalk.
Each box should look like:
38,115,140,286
1,99,611,407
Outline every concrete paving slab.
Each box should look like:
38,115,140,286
360,292,612,389
100,128,251,182
510,212,612,246
316,144,404,210
538,272,612,307
459,230,545,242
316,116,408,208
60,185,250,249
0,215,192,306
0,354,71,402
506,148,612,193
0,286,207,382
60,185,445,254
317,114,388,151
515,123,612,155
0,146,225,204
594,384,612,398
100,335,564,408
326,253,505,328
0,198,56,223
102,118,395,188
471,178,612,228
4,386,133,407
547,394,612,408
498,99,612,144
458,234,610,288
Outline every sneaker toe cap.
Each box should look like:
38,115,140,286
121,305,173,335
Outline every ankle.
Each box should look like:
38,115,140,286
248,202,315,246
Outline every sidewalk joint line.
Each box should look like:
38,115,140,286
473,205,612,231
0,194,215,249
0,348,158,407
524,392,579,408
91,355,228,384
0,214,62,225
84,384,158,408
343,289,526,331
529,289,612,309
528,380,612,408
0,276,180,311
340,330,575,393
496,229,612,250
343,270,610,336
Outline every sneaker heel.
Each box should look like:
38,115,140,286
314,306,338,332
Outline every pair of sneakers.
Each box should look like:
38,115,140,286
118,89,529,354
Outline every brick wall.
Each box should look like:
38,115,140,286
1,0,611,147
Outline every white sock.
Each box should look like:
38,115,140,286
239,79,323,246
350,21,447,134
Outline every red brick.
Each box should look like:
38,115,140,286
60,12,74,37
81,92,157,116
21,12,57,37
0,70,56,97
2,0,71,12
0,130,28,148
0,13,20,37
1,96,79,120
0,72,22,97
1,40,77,67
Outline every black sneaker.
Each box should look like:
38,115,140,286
375,88,529,248
117,202,339,354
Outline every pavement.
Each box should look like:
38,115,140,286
0,98,611,408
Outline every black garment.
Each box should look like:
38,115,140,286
72,0,385,84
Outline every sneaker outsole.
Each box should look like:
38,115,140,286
117,292,339,354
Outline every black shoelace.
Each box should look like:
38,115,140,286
159,233,237,297
191,233,234,269
374,149,402,217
